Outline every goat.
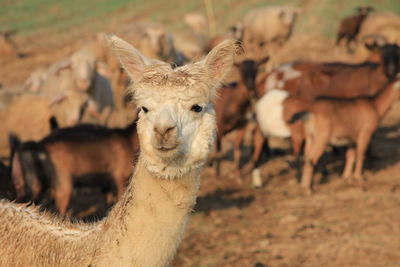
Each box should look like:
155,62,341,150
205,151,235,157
336,6,374,50
289,79,400,191
0,30,19,58
262,44,400,100
122,22,186,66
24,49,114,125
0,91,97,159
9,119,139,214
242,6,301,52
262,43,400,99
9,136,51,203
214,56,269,180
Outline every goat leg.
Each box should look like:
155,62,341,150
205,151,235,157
290,122,305,156
233,127,246,183
301,135,327,190
353,131,373,180
251,126,265,188
214,138,222,177
336,34,343,46
53,182,72,215
342,147,356,179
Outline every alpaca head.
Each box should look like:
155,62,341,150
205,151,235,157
108,35,238,178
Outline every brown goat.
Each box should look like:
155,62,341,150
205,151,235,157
289,79,400,190
214,56,269,179
262,43,400,100
0,30,19,58
250,44,400,187
336,6,374,50
263,48,397,101
10,120,139,214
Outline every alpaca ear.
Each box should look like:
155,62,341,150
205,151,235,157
202,39,241,82
106,34,152,81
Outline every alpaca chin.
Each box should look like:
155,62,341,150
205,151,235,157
151,138,184,161
143,144,204,180
155,145,184,162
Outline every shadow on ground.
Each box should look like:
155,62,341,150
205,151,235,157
195,188,255,214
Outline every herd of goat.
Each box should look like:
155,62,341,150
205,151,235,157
1,4,400,217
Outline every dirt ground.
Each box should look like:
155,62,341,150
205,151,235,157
171,108,400,267
1,4,400,266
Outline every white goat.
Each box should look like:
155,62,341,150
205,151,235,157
251,89,291,187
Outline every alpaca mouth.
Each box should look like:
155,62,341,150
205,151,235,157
157,144,179,152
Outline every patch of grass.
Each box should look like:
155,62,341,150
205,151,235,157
1,0,399,42
0,0,133,32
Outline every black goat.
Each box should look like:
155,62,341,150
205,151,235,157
9,119,139,215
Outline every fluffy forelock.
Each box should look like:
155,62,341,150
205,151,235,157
127,61,221,102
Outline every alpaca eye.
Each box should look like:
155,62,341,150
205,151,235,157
141,107,149,113
191,104,203,113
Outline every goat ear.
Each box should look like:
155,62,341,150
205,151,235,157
229,25,237,34
49,116,59,131
8,134,21,152
365,41,379,51
257,56,270,67
49,93,68,106
54,59,72,76
106,34,152,81
202,39,241,82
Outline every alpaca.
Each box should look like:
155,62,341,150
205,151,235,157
0,36,238,267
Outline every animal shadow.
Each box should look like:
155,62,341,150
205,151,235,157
195,188,255,214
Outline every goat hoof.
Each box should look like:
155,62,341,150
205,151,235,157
300,186,313,196
342,174,351,180
354,176,366,184
234,176,243,185
252,182,263,189
251,169,263,189
230,170,242,183
343,176,354,184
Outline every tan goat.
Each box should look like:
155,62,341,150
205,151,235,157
289,79,400,190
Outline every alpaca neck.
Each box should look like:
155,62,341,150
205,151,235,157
373,80,400,119
94,156,201,267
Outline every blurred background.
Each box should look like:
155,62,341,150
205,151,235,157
1,0,400,266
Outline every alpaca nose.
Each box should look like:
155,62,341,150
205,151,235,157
154,125,176,141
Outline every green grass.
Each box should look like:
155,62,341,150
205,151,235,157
0,0,130,32
295,0,400,37
1,0,400,41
